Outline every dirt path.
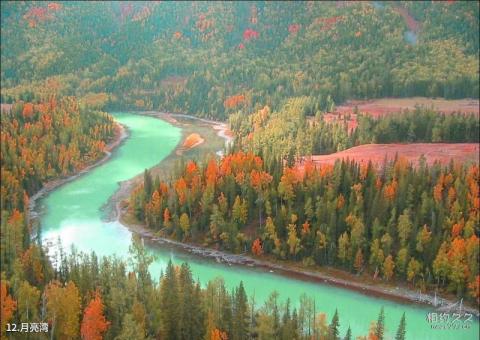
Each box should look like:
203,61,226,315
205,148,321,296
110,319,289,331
393,5,420,33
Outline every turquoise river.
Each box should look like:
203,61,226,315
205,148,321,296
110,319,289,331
39,112,478,339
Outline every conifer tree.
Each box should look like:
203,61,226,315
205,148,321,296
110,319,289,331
179,263,194,340
375,307,385,340
116,313,146,340
395,312,406,340
233,281,249,340
344,326,352,340
144,169,153,200
328,308,340,340
159,260,179,339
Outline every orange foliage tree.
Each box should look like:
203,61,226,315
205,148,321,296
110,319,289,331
251,238,263,256
223,94,245,110
1,280,16,337
211,328,228,340
81,292,110,340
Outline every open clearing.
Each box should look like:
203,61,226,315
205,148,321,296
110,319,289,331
322,97,479,133
303,143,479,168
335,97,479,117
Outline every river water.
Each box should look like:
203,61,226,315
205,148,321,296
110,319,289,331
39,112,478,339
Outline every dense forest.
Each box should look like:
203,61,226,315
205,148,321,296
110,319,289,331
1,1,479,119
2,234,406,340
131,149,479,304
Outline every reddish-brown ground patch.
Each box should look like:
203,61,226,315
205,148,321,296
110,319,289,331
323,112,358,133
336,97,480,117
311,15,344,31
302,143,479,169
322,97,479,134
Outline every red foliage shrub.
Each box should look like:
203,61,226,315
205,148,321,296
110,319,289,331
243,28,259,41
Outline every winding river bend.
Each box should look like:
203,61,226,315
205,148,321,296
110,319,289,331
39,112,478,339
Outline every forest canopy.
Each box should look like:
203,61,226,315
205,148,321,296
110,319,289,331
1,1,479,119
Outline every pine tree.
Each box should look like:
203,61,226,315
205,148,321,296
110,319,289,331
179,263,194,340
397,209,412,247
395,312,406,340
280,298,295,340
220,286,233,336
344,326,352,340
233,281,249,340
128,235,154,300
144,169,153,200
159,260,179,339
116,313,146,340
305,197,314,221
192,282,205,340
131,300,147,339
375,307,385,340
178,263,204,340
328,308,340,340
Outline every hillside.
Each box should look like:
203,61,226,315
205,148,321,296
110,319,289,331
1,1,479,119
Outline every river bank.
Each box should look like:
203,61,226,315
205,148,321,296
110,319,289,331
121,210,478,316
140,111,234,148
110,112,478,316
29,122,128,226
